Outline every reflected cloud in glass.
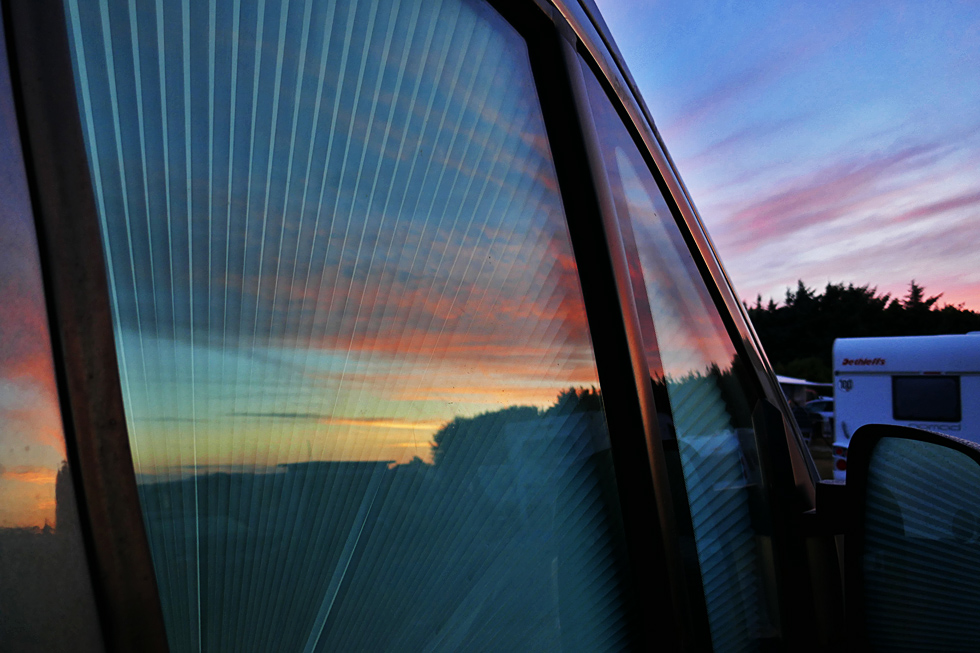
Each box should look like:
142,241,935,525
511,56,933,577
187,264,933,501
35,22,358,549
66,0,598,475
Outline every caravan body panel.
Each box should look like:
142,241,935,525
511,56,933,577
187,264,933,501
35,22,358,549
832,334,980,479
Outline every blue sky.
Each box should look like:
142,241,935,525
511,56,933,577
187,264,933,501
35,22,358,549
594,0,980,309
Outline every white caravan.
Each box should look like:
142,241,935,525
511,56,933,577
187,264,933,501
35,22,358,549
831,333,980,480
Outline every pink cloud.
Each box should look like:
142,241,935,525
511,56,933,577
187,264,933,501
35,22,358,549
662,29,843,144
682,116,805,172
891,189,980,224
720,143,943,251
702,135,980,310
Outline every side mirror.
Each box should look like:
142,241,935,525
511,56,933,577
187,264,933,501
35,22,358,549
845,424,980,649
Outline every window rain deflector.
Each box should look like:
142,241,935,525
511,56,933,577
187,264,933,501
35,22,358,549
579,56,778,652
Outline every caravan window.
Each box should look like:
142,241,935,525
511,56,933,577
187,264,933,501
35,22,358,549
892,376,961,423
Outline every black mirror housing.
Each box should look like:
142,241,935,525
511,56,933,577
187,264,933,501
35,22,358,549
844,423,980,650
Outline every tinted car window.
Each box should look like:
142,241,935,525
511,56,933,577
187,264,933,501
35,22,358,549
62,0,637,648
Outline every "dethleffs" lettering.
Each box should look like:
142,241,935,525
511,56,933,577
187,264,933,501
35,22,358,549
841,357,886,365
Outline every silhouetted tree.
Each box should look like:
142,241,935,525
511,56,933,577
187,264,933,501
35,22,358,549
55,461,78,536
746,280,980,383
431,388,605,468
547,386,603,416
431,405,541,467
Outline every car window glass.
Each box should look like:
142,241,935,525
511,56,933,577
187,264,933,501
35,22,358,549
581,60,777,651
0,10,104,651
61,0,638,649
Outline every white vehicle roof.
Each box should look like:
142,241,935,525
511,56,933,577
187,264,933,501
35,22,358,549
833,334,980,374
776,374,832,387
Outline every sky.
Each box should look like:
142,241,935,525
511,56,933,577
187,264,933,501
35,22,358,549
592,0,980,310
0,16,68,528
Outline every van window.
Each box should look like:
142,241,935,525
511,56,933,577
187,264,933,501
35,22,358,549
61,0,638,648
892,376,961,422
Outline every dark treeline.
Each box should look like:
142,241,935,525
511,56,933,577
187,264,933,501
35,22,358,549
430,386,603,467
746,280,980,383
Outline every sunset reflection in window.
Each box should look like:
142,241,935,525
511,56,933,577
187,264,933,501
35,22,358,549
64,0,636,648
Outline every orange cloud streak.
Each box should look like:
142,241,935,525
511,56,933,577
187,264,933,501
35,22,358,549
319,416,446,430
1,466,57,485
